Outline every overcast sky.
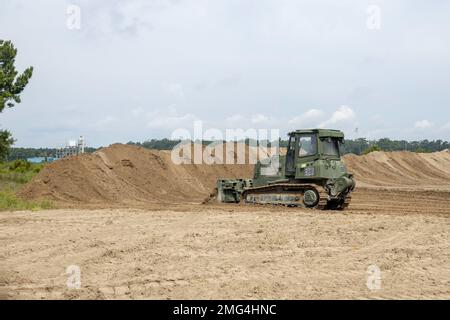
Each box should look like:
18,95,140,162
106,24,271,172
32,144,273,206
1,0,450,147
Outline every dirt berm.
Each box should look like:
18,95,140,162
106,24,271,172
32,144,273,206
344,149,450,188
18,143,258,204
18,144,450,204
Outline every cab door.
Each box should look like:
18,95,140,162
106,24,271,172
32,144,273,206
285,136,296,176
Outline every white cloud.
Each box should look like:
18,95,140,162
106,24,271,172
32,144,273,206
414,119,434,129
95,116,118,128
225,113,270,126
319,105,356,128
225,114,245,125
288,108,324,127
163,82,185,100
221,113,275,129
73,0,154,36
251,113,269,124
147,106,197,129
131,107,144,116
439,121,450,131
370,114,383,123
364,128,397,139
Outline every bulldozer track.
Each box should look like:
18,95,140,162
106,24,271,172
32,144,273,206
241,183,330,209
241,183,352,210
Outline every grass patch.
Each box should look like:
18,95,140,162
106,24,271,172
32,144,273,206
0,160,53,211
0,190,53,211
0,159,43,189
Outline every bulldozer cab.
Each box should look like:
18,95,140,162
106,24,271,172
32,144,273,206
285,129,344,176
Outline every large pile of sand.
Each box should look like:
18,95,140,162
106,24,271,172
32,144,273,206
343,149,450,188
19,144,450,204
18,143,263,204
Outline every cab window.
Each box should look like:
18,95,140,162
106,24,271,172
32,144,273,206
321,138,340,156
298,134,317,157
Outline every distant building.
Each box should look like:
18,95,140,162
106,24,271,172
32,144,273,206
55,136,86,159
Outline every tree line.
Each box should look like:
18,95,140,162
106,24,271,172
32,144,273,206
340,138,450,154
125,138,450,155
127,137,450,154
6,137,448,161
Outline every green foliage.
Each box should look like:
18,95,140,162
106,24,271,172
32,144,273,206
0,129,14,160
0,160,50,211
7,159,43,174
0,40,34,112
127,138,182,150
0,40,33,160
9,159,31,171
362,145,382,155
0,190,52,211
340,138,450,155
0,160,43,189
415,148,431,153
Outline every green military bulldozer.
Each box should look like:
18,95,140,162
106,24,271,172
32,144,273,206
215,129,355,210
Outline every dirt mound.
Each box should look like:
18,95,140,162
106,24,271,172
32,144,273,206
19,144,450,204
343,150,450,189
18,143,262,204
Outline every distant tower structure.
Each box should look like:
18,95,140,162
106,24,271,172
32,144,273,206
78,136,85,154
55,136,87,159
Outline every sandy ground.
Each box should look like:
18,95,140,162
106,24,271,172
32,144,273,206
1,187,449,300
